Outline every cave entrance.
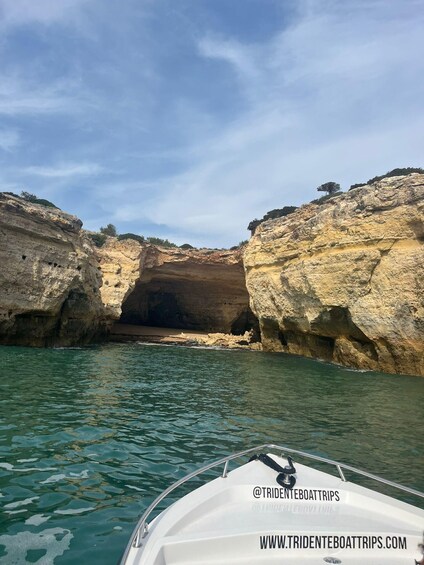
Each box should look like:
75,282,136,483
119,272,257,335
230,308,260,337
120,279,198,329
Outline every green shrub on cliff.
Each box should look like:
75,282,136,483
349,167,424,190
91,228,180,248
146,237,178,248
20,191,58,209
100,223,117,237
311,191,343,205
230,240,248,250
118,233,145,244
88,233,107,247
248,206,298,234
247,219,262,234
263,207,298,221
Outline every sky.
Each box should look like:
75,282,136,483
0,0,423,248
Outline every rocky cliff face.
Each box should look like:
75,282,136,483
98,241,255,334
0,194,109,346
244,174,424,376
0,192,254,347
2,174,422,373
95,237,145,319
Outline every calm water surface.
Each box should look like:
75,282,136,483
0,343,423,564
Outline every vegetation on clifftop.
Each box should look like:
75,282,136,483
118,233,145,244
247,168,422,235
316,181,340,195
145,236,178,248
100,223,117,237
311,191,343,205
88,224,181,249
88,233,107,247
3,167,422,248
2,190,59,209
349,167,424,190
248,206,298,234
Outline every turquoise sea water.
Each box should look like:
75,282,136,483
0,343,423,564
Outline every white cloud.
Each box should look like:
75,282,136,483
122,0,424,246
24,162,103,178
1,0,423,248
0,76,84,116
198,36,259,81
133,115,424,246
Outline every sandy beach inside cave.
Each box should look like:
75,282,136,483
109,323,259,349
111,323,214,344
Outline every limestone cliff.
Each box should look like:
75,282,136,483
0,193,109,346
95,237,145,319
2,173,422,371
0,191,255,347
244,174,424,376
97,241,255,334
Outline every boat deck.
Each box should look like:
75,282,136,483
123,452,424,564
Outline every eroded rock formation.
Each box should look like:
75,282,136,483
0,193,255,347
98,241,256,334
96,237,145,319
244,174,424,376
2,173,423,373
0,193,109,346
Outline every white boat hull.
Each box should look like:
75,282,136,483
122,450,424,564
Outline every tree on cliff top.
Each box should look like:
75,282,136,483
316,181,340,195
100,223,117,237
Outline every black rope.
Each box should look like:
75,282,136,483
250,453,297,489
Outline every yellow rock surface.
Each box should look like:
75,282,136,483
97,242,253,334
244,174,424,376
96,237,145,319
0,193,108,346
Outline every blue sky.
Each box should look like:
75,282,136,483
1,0,423,247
